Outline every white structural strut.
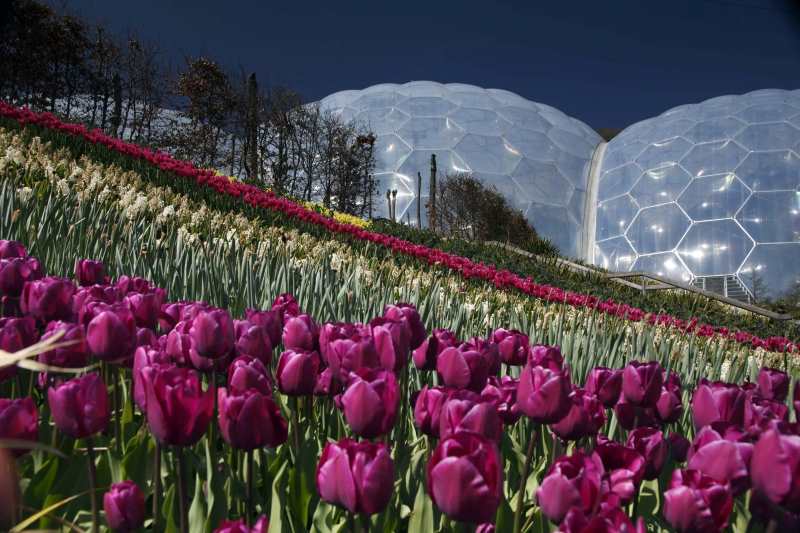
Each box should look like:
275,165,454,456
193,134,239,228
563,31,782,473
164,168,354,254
583,141,607,263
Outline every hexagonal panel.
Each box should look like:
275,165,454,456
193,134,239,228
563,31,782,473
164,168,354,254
473,171,532,213
601,140,647,171
596,194,638,241
556,152,591,189
598,163,642,201
739,243,800,300
633,253,692,283
736,102,799,123
396,150,470,188
527,204,580,255
635,137,693,171
568,190,586,226
354,108,410,135
736,151,800,191
678,173,749,221
594,237,636,272
447,108,510,137
736,191,800,243
455,134,522,175
512,159,573,207
548,128,597,159
683,116,746,143
627,203,691,255
495,106,551,133
352,91,402,109
447,91,499,109
502,129,559,161
677,219,753,276
630,163,691,206
735,122,800,151
396,117,465,150
373,134,413,172
647,118,694,142
680,140,748,178
396,97,455,116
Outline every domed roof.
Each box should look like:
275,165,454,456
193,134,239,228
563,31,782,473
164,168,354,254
318,81,602,257
592,88,800,300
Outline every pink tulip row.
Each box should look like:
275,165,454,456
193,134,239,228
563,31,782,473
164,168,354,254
0,101,796,355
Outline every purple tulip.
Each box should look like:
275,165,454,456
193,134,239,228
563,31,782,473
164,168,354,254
528,345,563,370
75,259,109,287
136,327,158,348
37,321,87,385
757,367,790,402
584,367,622,408
656,372,683,424
189,308,235,360
413,386,451,437
271,293,301,323
517,363,572,424
234,320,273,365
663,469,733,533
277,349,321,396
627,427,669,480
490,328,531,366
669,432,691,463
382,302,426,349
320,323,379,379
750,397,790,430
686,426,752,495
0,240,27,259
316,438,394,515
340,368,398,438
125,291,163,330
214,516,269,533
691,380,751,430
614,397,659,430
0,317,38,381
313,367,341,397
73,285,121,324
551,388,605,441
795,386,800,421
439,391,503,442
560,505,645,533
594,436,645,503
227,355,273,396
536,450,605,523
282,313,319,352
245,308,282,348
115,276,156,295
164,320,192,366
218,387,288,450
87,306,137,362
621,361,663,407
0,256,43,297
20,276,75,321
427,432,502,524
750,428,800,512
480,375,521,425
132,347,174,410
103,480,145,532
463,337,501,376
0,397,38,456
370,316,410,372
48,372,109,439
141,365,214,446
413,328,458,370
437,345,490,392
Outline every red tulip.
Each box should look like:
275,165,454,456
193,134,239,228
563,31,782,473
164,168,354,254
517,363,571,424
437,345,490,392
757,367,790,402
621,361,663,407
663,469,733,533
584,367,622,408
691,380,751,430
0,397,38,456
750,428,800,512
686,426,752,495
48,372,109,439
413,328,458,370
190,308,235,359
490,328,530,366
103,480,145,532
537,450,605,523
551,388,605,441
439,391,503,442
383,303,426,350
218,387,288,450
20,276,74,321
627,427,668,480
227,355,273,396
480,375,521,425
276,349,321,396
316,438,394,515
340,368,398,438
427,432,502,524
75,259,109,287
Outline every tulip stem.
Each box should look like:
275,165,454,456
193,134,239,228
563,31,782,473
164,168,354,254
513,424,539,533
85,438,99,533
113,368,122,456
175,446,188,533
246,449,254,526
153,440,161,530
291,397,301,452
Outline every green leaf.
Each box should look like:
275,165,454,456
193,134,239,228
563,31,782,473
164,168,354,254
408,483,434,533
189,473,207,533
267,461,288,533
162,483,178,533
204,438,226,533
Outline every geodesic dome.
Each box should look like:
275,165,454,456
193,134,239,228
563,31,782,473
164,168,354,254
318,81,602,257
592,89,800,300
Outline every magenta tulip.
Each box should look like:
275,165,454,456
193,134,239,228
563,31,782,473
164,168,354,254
218,387,288,450
490,328,530,366
382,302,426,349
141,365,214,446
437,345,490,392
282,313,318,352
340,368,398,438
594,436,645,503
757,367,790,402
463,337,501,376
271,293,300,323
313,367,341,396
20,276,74,321
103,480,145,532
75,259,109,287
528,345,564,370
233,320,273,364
621,361,663,407
413,328,458,370
517,363,571,424
536,450,605,523
439,391,503,442
669,432,691,463
214,519,248,533
320,323,379,379
370,316,410,372
132,347,174,410
0,257,42,297
656,372,683,423
244,308,282,347
276,349,321,396
227,355,273,396
0,317,38,381
0,397,38,456
427,432,502,523
691,380,751,430
0,240,27,259
628,427,669,480
614,396,659,430
164,320,192,366
316,438,394,515
551,388,605,441
583,367,622,408
48,372,109,439
125,291,163,330
413,386,451,437
750,428,800,512
480,375,521,424
663,469,733,533
86,306,137,362
189,308,235,359
686,426,752,495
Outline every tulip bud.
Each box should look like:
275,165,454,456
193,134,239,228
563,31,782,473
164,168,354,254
103,480,145,532
528,345,563,370
142,365,214,446
322,323,379,379
340,368,398,438
613,397,659,430
656,372,683,424
550,388,605,441
244,308,282,347
413,328,458,370
686,426,752,495
480,375,521,425
0,240,27,259
314,367,341,396
0,257,42,297
316,438,394,515
276,349,320,396
750,429,800,511
125,291,163,330
234,321,273,365
37,321,87,386
227,355,273,396
663,469,733,533
132,346,174,410
413,386,450,437
370,316,410,372
218,387,288,450
382,302,425,349
627,427,668,480
463,337,501,376
87,306,137,362
757,367,790,402
75,259,109,287
536,450,605,523
439,391,503,442
271,293,300,323
437,345,490,392
20,276,75,322
691,380,751,430
281,313,319,352
115,276,156,295
189,308,235,360
0,397,38,456
584,367,622,408
594,436,645,503
621,361,663,407
427,432,502,523
0,317,39,381
490,328,530,366
668,432,690,463
517,363,572,424
214,519,248,533
48,372,110,439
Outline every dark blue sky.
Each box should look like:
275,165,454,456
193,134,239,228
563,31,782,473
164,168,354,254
56,0,800,129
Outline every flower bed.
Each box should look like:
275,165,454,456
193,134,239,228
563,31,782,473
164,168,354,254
0,101,797,354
